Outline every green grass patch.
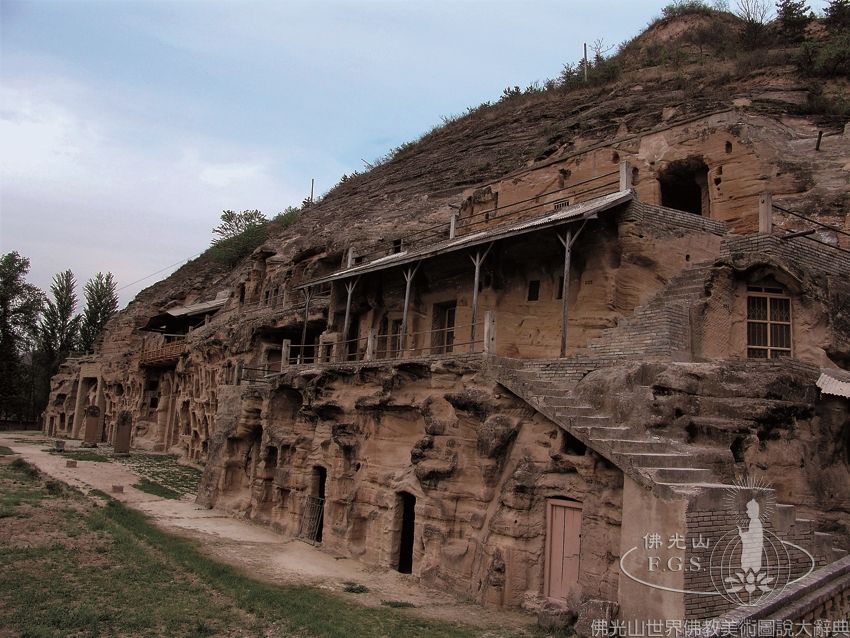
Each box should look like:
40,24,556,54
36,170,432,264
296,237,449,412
133,478,182,500
382,600,416,608
342,582,370,594
52,449,110,462
10,457,40,480
97,500,483,638
0,446,16,455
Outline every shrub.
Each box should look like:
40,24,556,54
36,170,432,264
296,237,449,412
798,34,850,78
662,0,715,18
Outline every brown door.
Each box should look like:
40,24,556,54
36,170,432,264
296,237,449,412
544,499,582,601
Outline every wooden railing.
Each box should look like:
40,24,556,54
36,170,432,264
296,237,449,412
140,340,186,366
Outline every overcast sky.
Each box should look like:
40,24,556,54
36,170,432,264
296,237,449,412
0,0,828,307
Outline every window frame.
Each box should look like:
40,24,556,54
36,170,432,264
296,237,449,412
746,286,792,359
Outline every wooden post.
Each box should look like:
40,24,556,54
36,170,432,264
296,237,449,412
759,192,773,235
346,247,355,268
399,263,420,358
339,277,359,362
469,243,493,349
449,211,458,239
365,329,377,361
483,311,496,354
300,287,313,364
281,339,291,372
619,160,632,191
558,219,591,358
559,229,573,358
235,362,243,386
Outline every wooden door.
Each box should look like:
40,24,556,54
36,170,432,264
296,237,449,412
544,499,582,601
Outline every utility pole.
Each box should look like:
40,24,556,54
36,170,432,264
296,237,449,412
583,43,588,82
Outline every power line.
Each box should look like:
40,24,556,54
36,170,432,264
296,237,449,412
116,251,205,293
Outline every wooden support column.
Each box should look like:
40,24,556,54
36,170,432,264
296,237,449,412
558,219,591,358
759,192,773,234
399,263,420,358
300,286,313,364
365,329,377,361
483,311,496,354
469,243,493,348
339,276,360,362
280,339,291,372
619,160,633,191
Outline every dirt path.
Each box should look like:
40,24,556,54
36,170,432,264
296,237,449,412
0,432,534,633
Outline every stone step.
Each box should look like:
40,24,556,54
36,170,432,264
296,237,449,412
574,425,631,437
570,415,613,428
644,467,714,484
552,405,597,417
590,438,673,453
541,396,584,408
543,397,598,416
621,452,699,469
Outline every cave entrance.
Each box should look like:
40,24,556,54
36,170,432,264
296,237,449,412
396,491,416,574
659,157,709,216
298,466,326,544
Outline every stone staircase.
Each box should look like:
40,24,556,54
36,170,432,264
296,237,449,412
492,356,718,492
586,261,715,360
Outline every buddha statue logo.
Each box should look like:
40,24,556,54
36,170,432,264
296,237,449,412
709,478,799,606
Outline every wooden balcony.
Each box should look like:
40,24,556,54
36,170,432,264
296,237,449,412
140,341,186,367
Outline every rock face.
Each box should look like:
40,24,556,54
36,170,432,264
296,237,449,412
196,360,624,607
42,12,850,622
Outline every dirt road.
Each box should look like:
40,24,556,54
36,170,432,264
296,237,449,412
0,432,533,632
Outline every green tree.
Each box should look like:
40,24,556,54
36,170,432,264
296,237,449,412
0,252,44,420
776,0,811,41
824,0,850,31
212,209,268,243
207,209,269,266
38,270,81,369
78,272,118,353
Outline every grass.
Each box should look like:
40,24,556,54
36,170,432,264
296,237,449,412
342,582,370,594
382,600,416,608
0,445,16,455
0,459,503,638
49,449,110,462
133,478,182,500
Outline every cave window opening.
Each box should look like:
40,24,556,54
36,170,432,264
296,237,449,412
746,286,792,359
659,157,709,216
396,491,416,574
527,280,540,302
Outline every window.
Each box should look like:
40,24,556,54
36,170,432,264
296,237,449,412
747,287,791,359
392,239,403,254
556,276,564,300
527,280,540,302
554,199,569,211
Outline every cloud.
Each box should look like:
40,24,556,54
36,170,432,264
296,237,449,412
0,70,307,307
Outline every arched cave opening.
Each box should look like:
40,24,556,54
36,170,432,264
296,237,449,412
659,157,709,216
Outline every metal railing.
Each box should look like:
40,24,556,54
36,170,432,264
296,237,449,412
297,495,324,544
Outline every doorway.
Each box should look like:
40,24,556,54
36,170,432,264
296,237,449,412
544,499,582,601
396,492,416,574
432,301,457,355
298,466,327,544
659,157,709,216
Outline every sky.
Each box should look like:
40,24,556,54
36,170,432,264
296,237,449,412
0,0,829,308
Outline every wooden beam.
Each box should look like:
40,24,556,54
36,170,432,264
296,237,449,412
340,277,360,362
469,243,493,348
558,220,590,358
398,263,420,357
300,286,313,363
